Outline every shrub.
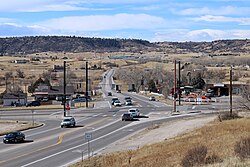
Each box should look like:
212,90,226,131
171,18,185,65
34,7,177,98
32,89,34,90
181,145,207,167
205,153,223,164
235,137,250,159
218,112,241,121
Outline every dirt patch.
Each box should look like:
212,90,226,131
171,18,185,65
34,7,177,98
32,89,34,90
0,120,43,136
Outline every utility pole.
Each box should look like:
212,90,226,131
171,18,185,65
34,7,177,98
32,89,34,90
173,60,177,113
85,61,89,108
178,61,181,105
63,61,66,117
230,66,233,116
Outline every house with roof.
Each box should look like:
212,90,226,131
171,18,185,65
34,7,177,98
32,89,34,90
3,93,27,106
33,84,75,100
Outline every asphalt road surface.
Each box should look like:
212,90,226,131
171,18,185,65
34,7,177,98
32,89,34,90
0,69,235,167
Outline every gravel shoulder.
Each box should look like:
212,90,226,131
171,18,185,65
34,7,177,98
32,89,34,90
99,115,217,154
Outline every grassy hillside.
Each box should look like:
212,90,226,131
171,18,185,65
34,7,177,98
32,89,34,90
71,115,250,167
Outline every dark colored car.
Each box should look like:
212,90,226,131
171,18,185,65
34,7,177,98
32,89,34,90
122,113,133,121
107,92,112,96
26,100,40,107
3,131,25,143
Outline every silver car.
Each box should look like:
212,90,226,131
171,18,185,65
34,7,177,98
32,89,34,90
61,116,76,128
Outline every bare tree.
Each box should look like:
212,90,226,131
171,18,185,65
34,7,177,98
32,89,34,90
240,83,250,111
16,69,25,78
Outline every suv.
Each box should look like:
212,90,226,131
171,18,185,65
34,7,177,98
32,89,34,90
122,113,133,121
61,116,76,128
128,108,140,117
26,100,40,107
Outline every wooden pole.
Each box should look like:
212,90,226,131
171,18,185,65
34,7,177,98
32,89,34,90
173,60,177,112
230,66,233,116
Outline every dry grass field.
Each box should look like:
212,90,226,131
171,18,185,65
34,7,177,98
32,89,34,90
1,52,249,95
71,116,250,167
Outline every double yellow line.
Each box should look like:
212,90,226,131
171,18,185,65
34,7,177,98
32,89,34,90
0,117,110,164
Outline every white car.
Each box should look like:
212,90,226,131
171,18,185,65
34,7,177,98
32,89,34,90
128,108,140,117
61,116,76,128
125,99,133,105
114,100,122,107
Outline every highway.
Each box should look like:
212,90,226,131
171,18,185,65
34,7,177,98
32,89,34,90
0,69,234,167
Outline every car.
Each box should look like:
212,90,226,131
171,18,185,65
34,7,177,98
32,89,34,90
125,99,133,105
128,108,140,117
124,96,132,101
114,100,122,107
41,97,49,102
107,92,112,96
61,116,76,128
72,97,86,103
116,90,121,93
149,96,156,101
3,131,25,144
111,97,119,105
122,113,133,121
26,100,40,107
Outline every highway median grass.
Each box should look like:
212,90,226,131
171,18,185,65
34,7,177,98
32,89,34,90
71,113,250,167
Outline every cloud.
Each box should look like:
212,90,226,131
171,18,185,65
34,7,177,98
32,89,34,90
131,5,162,11
0,18,13,23
192,15,250,25
152,29,250,42
176,6,250,16
38,13,167,32
0,23,49,37
0,0,159,12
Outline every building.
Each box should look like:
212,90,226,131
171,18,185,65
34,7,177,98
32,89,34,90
206,82,248,96
3,93,27,106
33,85,75,100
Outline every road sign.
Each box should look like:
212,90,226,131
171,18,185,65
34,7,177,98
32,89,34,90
85,132,92,140
66,103,70,110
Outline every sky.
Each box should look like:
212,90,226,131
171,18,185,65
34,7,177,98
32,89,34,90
0,0,250,42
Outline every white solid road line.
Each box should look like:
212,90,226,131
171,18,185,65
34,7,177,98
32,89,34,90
20,119,121,167
20,111,201,167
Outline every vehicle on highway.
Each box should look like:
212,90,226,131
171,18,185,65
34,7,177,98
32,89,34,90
122,113,133,121
61,116,76,128
3,131,25,144
124,96,132,101
107,92,112,96
114,100,122,107
111,97,119,105
125,99,133,105
128,108,140,117
26,100,41,107
149,96,156,101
